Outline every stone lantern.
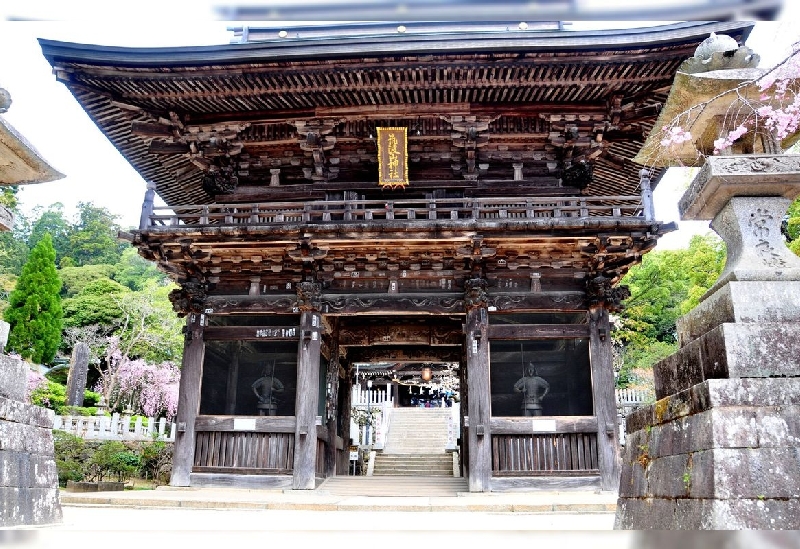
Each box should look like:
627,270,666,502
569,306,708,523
617,37,800,530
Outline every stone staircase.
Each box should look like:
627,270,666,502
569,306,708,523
373,407,454,477
320,475,467,496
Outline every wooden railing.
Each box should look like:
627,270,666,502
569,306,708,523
492,433,599,475
487,416,599,475
54,413,176,442
191,415,332,475
144,195,646,229
194,431,294,474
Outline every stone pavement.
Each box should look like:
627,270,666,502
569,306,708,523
0,484,624,548
58,483,618,514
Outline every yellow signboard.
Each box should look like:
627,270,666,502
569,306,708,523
377,127,408,188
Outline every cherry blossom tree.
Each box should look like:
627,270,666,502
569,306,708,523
94,337,179,420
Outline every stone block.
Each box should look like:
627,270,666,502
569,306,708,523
0,321,9,354
619,443,649,498
673,498,712,530
0,395,54,429
0,450,23,488
712,447,800,499
653,354,680,400
686,449,715,499
28,487,61,525
655,323,800,399
754,406,795,447
619,497,800,530
647,454,691,498
97,481,124,491
614,498,677,530
709,498,800,529
28,454,58,489
678,156,800,221
0,421,54,455
706,378,800,408
0,356,27,402
677,281,800,345
625,405,653,434
66,481,98,493
716,323,800,377
0,486,24,527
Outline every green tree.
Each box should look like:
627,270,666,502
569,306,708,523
5,233,63,364
28,203,71,265
62,278,129,328
60,264,116,297
0,198,29,276
68,202,124,266
113,247,165,291
786,198,800,257
116,281,183,363
613,234,725,388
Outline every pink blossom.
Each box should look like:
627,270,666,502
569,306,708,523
95,338,180,420
26,369,47,402
659,126,693,148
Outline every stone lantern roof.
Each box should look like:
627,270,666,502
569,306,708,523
0,87,65,230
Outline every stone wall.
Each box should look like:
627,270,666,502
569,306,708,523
0,355,62,527
616,377,800,529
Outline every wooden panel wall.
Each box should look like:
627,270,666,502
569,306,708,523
316,439,326,477
491,433,598,475
193,431,294,473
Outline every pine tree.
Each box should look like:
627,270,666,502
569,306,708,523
5,233,63,364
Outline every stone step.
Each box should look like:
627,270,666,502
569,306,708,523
319,476,467,496
375,464,452,471
373,470,453,477
374,464,452,472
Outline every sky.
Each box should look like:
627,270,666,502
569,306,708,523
1,7,799,247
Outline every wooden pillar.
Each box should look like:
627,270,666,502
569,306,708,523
139,181,156,230
293,308,322,489
225,342,241,415
589,306,620,491
324,325,340,477
465,278,491,492
339,360,353,474
170,313,205,487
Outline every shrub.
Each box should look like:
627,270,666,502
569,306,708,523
30,380,66,412
135,440,173,484
53,430,88,486
59,406,99,416
29,379,101,415
86,441,141,483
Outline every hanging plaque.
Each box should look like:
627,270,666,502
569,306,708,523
377,127,408,188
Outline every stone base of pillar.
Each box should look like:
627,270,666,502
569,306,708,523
616,377,800,529
0,356,62,527
615,280,800,529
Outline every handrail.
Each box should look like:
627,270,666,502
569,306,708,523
143,195,646,229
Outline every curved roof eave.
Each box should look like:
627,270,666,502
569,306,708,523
39,21,755,68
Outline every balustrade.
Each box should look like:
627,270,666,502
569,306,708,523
145,196,645,228
53,413,176,442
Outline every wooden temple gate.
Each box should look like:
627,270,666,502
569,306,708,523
39,20,754,491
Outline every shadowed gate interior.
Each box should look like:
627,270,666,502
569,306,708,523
192,312,599,486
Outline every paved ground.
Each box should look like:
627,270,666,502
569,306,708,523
56,483,620,513
2,486,629,548
7,505,628,549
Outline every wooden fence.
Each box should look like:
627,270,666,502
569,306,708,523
492,433,599,475
193,431,294,474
